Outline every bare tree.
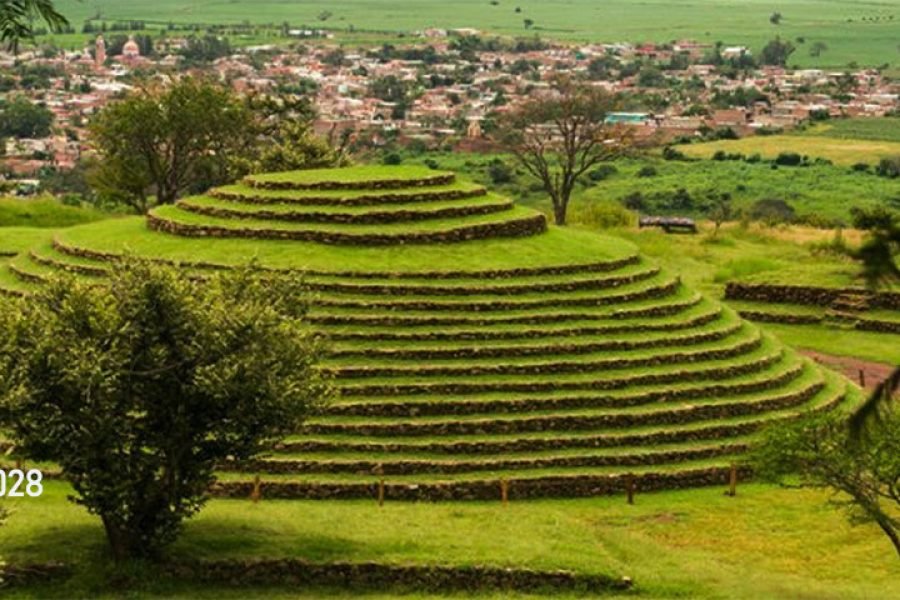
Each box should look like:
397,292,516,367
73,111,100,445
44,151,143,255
495,78,635,225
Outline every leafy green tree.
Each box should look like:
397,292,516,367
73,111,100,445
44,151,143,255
706,191,733,236
0,261,330,561
0,0,68,53
751,386,900,558
760,37,796,66
494,77,634,225
850,206,900,288
88,77,256,212
0,95,53,138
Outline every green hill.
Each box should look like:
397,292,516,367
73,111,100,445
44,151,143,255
0,165,861,500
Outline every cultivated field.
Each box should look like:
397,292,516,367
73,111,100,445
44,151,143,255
50,0,900,67
680,134,900,165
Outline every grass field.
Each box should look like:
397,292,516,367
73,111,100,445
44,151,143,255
0,196,109,228
679,134,900,166
801,117,900,143
47,0,900,67
2,480,899,599
400,152,900,225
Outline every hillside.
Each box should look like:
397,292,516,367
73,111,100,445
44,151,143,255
0,165,862,500
51,0,900,67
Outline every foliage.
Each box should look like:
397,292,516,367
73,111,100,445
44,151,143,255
0,0,68,52
494,77,634,225
759,36,796,66
752,408,900,558
749,197,796,224
241,94,351,174
0,260,330,561
0,94,53,138
88,77,257,212
850,206,900,288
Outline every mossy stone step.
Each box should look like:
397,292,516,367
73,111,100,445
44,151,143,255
244,165,455,191
148,204,548,245
211,180,486,206
177,192,513,224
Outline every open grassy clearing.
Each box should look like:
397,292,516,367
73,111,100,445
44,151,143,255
0,196,108,228
48,0,900,67
3,481,899,599
679,134,900,166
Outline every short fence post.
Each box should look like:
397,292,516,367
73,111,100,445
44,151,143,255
727,463,738,497
858,369,866,388
626,473,635,505
500,478,509,507
250,475,261,504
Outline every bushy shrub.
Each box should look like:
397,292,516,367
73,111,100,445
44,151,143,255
851,162,870,173
875,156,900,179
636,165,658,178
774,152,803,166
662,146,687,160
588,164,618,181
750,197,796,224
382,152,403,165
487,160,515,184
621,191,646,211
569,200,637,229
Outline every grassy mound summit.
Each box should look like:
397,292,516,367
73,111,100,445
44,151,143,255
0,166,860,500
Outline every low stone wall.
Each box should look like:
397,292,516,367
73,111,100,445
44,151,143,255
316,279,680,313
855,318,900,334
338,349,784,397
323,361,803,417
227,443,746,476
211,465,753,501
307,266,658,298
306,378,819,438
737,310,822,325
244,173,456,191
146,212,548,246
210,186,487,206
53,237,640,281
164,559,631,594
326,308,722,341
328,322,738,361
725,282,900,310
178,197,512,224
327,334,761,380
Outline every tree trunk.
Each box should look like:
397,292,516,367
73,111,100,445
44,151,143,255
874,516,900,559
553,202,567,226
101,515,136,563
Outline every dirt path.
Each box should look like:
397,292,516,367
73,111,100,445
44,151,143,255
800,350,897,392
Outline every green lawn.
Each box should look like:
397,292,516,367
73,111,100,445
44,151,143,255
47,0,900,67
3,480,899,599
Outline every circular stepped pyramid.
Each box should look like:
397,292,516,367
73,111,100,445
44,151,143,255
0,166,861,500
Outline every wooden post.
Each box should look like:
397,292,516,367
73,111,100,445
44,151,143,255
626,473,635,505
858,369,866,388
250,475,261,504
727,463,738,497
500,478,509,507
14,458,21,470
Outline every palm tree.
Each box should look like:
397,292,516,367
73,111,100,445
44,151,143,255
0,0,68,53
